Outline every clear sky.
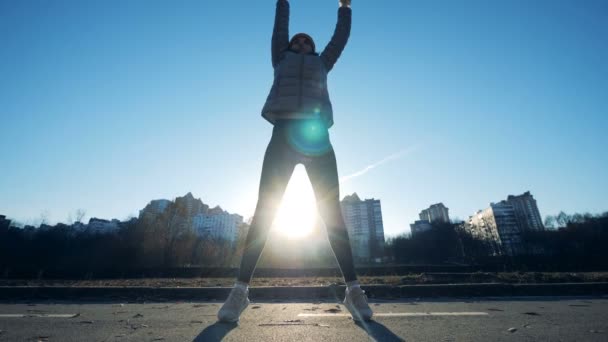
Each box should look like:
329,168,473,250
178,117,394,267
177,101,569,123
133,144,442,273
1,0,607,237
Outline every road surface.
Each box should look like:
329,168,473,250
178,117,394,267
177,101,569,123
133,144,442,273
0,296,606,341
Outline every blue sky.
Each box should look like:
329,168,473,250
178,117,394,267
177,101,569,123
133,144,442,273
1,0,607,237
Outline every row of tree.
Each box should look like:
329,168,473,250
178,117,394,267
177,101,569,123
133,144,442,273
2,210,607,277
387,211,608,271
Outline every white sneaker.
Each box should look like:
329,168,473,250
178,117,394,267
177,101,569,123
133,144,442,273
217,286,250,323
343,286,373,321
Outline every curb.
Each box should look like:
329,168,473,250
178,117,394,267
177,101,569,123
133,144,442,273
1,283,607,301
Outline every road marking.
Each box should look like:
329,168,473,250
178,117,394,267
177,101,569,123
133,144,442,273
0,314,78,318
298,312,489,317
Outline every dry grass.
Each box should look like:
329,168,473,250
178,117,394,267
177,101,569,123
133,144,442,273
1,272,607,287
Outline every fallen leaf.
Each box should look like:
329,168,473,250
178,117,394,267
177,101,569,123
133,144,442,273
133,313,144,318
252,306,261,309
304,306,320,311
508,328,517,333
79,320,94,324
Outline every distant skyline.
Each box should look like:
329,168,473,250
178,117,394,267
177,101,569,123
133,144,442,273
1,0,607,237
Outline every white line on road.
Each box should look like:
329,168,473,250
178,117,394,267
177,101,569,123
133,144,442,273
298,312,489,317
0,314,78,318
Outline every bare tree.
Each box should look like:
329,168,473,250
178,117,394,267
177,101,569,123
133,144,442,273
37,210,50,227
556,211,572,228
544,215,556,229
66,213,74,225
75,209,86,223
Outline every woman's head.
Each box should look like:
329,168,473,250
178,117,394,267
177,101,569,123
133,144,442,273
289,33,316,54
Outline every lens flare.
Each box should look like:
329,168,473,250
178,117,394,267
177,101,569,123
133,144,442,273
285,119,331,157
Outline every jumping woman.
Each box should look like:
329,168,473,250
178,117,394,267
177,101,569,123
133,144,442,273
218,0,373,323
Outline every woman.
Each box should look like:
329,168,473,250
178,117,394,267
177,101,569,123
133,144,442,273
218,0,372,323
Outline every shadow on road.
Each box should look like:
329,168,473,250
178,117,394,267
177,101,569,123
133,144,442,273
354,320,406,342
193,321,237,341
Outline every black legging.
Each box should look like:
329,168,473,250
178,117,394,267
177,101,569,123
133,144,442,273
237,118,358,283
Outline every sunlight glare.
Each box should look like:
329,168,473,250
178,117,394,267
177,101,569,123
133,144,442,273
272,165,318,239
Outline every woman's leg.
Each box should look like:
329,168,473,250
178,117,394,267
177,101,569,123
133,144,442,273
305,146,357,282
237,133,296,284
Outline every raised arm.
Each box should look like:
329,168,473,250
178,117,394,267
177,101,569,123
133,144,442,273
272,0,290,68
320,0,352,72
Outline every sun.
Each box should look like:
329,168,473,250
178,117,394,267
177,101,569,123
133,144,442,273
271,165,318,239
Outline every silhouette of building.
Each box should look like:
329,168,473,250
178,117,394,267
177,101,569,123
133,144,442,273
193,208,243,244
410,220,433,236
506,191,544,231
138,199,172,219
138,193,245,244
175,192,208,217
340,193,385,263
419,203,450,224
465,201,524,256
464,191,544,256
0,215,10,229
87,218,121,234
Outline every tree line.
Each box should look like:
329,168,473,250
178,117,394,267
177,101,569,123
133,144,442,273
387,211,608,271
1,210,607,277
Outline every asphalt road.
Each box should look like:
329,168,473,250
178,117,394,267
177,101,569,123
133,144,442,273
0,296,607,341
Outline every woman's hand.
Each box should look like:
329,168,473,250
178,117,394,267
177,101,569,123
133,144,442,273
339,0,351,7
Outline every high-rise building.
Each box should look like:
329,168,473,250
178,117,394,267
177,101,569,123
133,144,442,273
464,191,544,256
506,191,544,231
87,218,121,234
410,220,433,236
139,199,172,219
175,192,208,217
419,203,450,224
193,210,244,244
340,193,385,263
0,215,11,231
465,201,523,256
